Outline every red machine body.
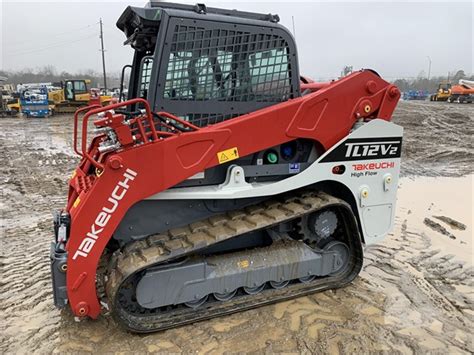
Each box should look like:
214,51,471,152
88,88,101,107
64,70,399,318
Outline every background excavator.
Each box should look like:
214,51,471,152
48,79,113,113
50,2,402,333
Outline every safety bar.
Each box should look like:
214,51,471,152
73,104,101,157
79,98,152,171
156,111,200,131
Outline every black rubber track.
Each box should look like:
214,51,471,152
105,191,364,333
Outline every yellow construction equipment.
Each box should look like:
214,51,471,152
49,79,113,114
0,77,19,117
429,82,452,101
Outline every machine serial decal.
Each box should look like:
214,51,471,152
72,168,137,260
320,137,402,162
217,147,239,164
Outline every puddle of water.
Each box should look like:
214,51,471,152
396,175,473,265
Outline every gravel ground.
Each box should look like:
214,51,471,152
0,101,472,353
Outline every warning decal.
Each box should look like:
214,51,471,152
217,147,239,164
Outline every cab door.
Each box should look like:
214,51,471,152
65,81,74,101
72,80,90,102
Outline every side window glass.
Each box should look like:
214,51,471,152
164,52,193,99
139,56,154,99
249,48,289,101
66,81,74,100
73,81,87,93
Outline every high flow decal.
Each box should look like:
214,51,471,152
72,168,137,260
320,137,402,162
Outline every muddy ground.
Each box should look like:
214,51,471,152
0,101,472,353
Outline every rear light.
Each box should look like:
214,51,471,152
332,165,345,175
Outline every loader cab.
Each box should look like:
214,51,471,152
438,82,451,94
64,79,90,102
117,2,300,126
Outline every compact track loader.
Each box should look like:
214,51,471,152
51,2,402,332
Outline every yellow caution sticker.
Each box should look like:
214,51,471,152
237,259,250,268
72,197,81,208
217,147,239,164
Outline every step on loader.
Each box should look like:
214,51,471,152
50,2,402,332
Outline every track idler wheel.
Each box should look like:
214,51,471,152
323,241,350,275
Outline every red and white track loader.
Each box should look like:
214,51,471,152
50,2,402,332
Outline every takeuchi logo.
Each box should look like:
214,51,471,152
72,168,137,260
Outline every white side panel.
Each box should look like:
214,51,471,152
147,119,403,245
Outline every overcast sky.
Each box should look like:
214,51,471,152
1,1,473,80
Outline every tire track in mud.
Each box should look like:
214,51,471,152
0,224,63,353
361,214,473,353
393,101,473,177
1,106,473,353
0,118,76,354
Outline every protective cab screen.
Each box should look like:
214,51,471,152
157,18,297,127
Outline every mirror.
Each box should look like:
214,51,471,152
119,64,132,102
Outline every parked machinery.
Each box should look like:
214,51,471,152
402,90,429,101
48,79,113,113
430,82,451,101
50,2,402,332
430,80,474,103
0,76,19,117
448,79,474,103
19,85,50,118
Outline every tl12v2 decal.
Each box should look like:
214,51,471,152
320,137,402,162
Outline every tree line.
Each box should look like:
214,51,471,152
1,66,472,93
392,70,473,93
0,65,122,89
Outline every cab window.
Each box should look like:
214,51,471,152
163,26,292,103
139,56,154,99
65,81,74,100
73,81,87,93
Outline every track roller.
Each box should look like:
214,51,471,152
243,284,266,295
269,280,290,289
184,295,208,308
213,290,237,302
